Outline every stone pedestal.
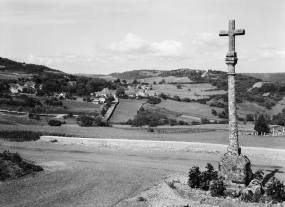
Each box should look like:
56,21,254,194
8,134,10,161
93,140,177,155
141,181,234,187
218,152,252,196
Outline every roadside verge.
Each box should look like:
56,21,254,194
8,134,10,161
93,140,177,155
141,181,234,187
40,136,285,159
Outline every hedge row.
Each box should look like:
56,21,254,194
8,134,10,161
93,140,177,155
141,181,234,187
0,130,72,142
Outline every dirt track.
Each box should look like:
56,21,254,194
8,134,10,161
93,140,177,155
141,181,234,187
1,140,285,207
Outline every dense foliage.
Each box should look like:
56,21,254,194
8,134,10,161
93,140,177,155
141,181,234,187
76,113,104,127
0,57,60,73
0,150,43,181
254,115,270,135
0,130,72,141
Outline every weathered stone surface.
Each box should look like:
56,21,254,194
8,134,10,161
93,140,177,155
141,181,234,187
218,153,252,186
241,179,263,202
218,20,252,194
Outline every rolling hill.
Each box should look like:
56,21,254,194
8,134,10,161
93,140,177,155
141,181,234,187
0,57,62,78
242,73,285,84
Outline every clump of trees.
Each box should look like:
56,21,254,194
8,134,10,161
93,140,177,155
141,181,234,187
76,113,104,127
254,115,270,135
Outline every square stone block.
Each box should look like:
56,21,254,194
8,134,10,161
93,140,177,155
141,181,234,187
218,152,252,186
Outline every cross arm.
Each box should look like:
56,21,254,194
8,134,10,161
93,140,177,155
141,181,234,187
234,29,245,35
219,30,228,36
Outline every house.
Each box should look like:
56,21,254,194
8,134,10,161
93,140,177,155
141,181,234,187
270,125,285,136
136,89,147,97
92,98,100,104
127,91,136,98
67,81,76,86
99,88,112,97
9,84,21,93
59,92,66,99
24,81,36,89
99,97,106,103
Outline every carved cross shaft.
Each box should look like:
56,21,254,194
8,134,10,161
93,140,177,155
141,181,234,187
219,20,245,155
219,20,245,54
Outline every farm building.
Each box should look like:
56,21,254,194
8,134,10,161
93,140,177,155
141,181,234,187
270,125,285,136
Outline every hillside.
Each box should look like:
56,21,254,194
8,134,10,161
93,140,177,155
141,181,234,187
242,73,285,84
109,69,163,80
0,57,61,75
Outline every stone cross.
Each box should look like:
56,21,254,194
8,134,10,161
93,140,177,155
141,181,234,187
219,20,245,155
217,20,252,190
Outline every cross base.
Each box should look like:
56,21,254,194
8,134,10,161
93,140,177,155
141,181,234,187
218,152,252,196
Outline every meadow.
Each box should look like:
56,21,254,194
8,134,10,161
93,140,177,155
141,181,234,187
61,99,101,115
1,124,284,149
108,99,144,124
149,83,227,100
139,76,192,84
156,99,225,121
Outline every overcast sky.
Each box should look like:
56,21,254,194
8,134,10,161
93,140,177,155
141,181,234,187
1,0,284,74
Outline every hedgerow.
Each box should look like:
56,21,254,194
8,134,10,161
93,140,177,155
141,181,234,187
0,130,72,142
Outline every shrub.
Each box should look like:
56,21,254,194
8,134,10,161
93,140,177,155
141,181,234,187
0,150,43,181
191,121,201,125
218,120,228,124
200,163,218,190
265,177,285,203
211,109,217,116
254,115,270,135
169,118,177,126
147,96,161,104
201,118,211,124
0,130,72,142
246,114,254,121
188,166,201,188
76,114,94,127
16,106,23,112
48,119,62,126
209,180,225,197
126,119,132,125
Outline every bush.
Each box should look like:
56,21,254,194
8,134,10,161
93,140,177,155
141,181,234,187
191,121,201,125
265,177,285,203
188,166,201,188
254,114,270,135
211,109,217,116
16,106,23,112
0,130,71,142
48,119,62,126
147,96,161,104
0,150,43,181
209,180,225,197
201,118,211,124
218,120,228,124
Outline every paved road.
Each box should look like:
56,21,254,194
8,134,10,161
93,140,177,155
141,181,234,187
1,141,285,207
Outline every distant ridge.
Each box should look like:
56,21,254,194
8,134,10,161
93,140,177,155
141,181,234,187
242,73,285,84
0,57,62,74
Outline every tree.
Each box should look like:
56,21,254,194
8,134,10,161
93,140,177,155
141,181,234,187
153,81,156,85
201,118,211,124
211,109,217,116
115,86,125,97
16,106,23,112
254,114,270,135
176,84,182,89
246,114,254,121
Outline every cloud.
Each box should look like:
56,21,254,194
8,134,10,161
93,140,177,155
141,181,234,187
151,40,183,56
28,54,53,66
257,43,276,50
109,33,149,53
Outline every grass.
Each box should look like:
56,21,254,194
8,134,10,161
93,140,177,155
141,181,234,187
150,83,226,100
60,99,101,115
108,99,145,124
0,150,43,181
1,124,285,149
156,99,224,121
139,76,192,84
0,129,72,141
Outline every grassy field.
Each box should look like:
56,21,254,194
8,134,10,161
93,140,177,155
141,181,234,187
61,99,101,114
140,76,192,84
149,83,226,100
0,124,284,149
156,99,225,121
108,99,145,124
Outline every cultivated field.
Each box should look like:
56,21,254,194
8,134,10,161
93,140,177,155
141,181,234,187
149,83,227,100
156,99,225,121
0,124,284,149
140,76,192,84
108,99,145,124
61,99,101,114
